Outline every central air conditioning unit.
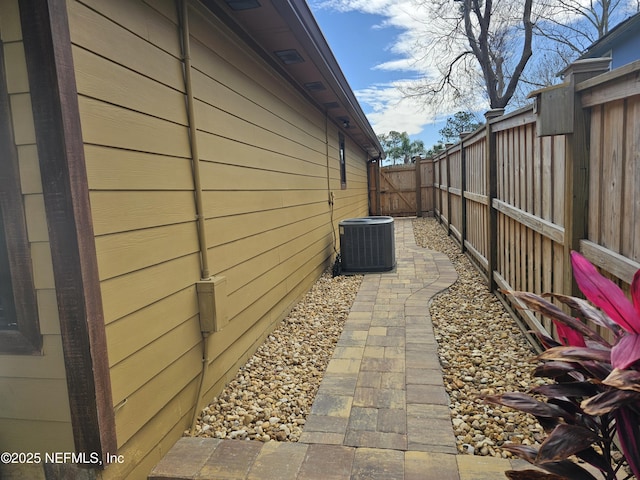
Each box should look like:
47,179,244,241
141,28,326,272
339,216,395,273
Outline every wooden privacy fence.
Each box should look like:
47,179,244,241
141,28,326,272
371,58,640,342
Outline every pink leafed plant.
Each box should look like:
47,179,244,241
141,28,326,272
485,251,640,480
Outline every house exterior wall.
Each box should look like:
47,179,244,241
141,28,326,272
0,0,75,472
66,0,369,478
610,34,640,69
579,15,640,69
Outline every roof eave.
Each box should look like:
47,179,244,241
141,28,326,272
199,0,383,159
280,0,383,157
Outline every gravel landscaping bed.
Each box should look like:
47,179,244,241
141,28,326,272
190,272,362,442
191,218,546,458
412,217,547,457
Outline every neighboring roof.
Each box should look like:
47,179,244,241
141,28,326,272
200,0,383,159
579,12,640,60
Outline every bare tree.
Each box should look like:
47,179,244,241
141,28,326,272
535,0,632,57
402,0,638,112
512,0,639,101
405,0,534,110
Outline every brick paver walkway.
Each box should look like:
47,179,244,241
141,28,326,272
150,218,529,480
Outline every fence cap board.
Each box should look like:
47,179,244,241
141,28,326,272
578,60,640,107
490,105,535,132
463,129,486,146
576,59,640,93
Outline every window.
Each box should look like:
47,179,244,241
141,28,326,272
0,40,41,354
339,133,346,188
0,208,17,330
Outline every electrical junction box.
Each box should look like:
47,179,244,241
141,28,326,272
197,276,227,333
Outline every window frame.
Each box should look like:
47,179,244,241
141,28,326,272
0,39,42,355
339,132,347,189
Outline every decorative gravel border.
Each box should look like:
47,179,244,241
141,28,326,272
413,217,546,457
190,272,363,442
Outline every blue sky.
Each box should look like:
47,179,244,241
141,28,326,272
308,1,450,150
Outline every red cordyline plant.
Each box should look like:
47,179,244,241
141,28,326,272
485,251,640,480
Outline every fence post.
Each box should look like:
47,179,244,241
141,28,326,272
434,156,441,223
459,134,467,252
431,158,436,218
376,159,382,215
415,158,422,217
445,147,452,236
368,159,381,215
376,160,381,216
561,59,610,297
484,109,504,291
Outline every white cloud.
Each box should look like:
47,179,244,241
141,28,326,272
314,0,396,15
372,58,418,72
311,0,491,143
315,0,427,71
355,81,461,138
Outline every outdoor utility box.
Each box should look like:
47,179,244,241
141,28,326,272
531,83,574,136
197,276,228,333
339,216,395,272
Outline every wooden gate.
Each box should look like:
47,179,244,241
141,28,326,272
370,160,434,217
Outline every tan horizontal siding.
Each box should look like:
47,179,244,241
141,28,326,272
72,46,187,126
199,159,327,191
69,2,203,476
17,144,41,193
95,223,200,280
209,209,329,275
202,189,328,218
0,0,74,457
0,419,74,454
103,379,198,480
23,194,48,241
194,100,326,161
85,145,194,191
0,378,71,422
100,253,202,324
205,232,335,366
78,0,182,57
35,290,61,335
114,345,201,447
202,242,334,391
90,191,196,236
192,69,325,153
106,286,199,367
8,93,35,143
197,133,328,180
0,336,66,379
109,316,201,405
69,1,371,478
68,0,184,91
206,202,328,248
188,8,324,137
78,97,190,157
